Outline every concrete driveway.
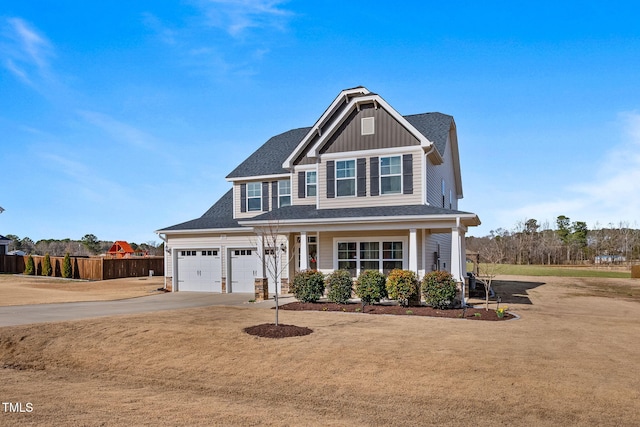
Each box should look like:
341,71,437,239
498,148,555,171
0,292,293,327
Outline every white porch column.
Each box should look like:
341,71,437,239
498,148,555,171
299,231,308,271
409,228,418,274
256,234,265,279
450,221,463,282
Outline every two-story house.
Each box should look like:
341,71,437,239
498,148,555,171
156,87,480,296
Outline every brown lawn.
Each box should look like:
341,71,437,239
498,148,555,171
1,275,639,426
0,274,166,306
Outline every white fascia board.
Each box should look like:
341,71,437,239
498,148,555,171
320,145,424,160
156,227,253,235
240,213,480,229
226,173,290,183
283,87,371,169
308,95,433,158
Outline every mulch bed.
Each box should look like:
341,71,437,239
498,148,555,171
279,301,515,321
245,302,514,338
244,323,313,339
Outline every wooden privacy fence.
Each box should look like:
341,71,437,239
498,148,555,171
0,254,164,281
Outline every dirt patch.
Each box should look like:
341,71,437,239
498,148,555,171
244,323,313,338
279,301,515,320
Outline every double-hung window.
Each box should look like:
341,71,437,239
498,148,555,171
306,171,317,197
278,180,291,207
336,160,356,197
247,182,262,211
337,240,404,276
380,156,402,194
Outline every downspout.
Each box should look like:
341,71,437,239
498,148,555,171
157,233,168,290
423,144,436,205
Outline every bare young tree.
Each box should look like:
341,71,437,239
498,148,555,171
478,237,505,311
253,221,294,326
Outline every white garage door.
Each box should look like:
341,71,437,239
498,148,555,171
177,249,222,292
229,249,257,293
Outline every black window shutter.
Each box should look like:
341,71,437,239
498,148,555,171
262,182,270,211
240,183,247,213
298,171,306,199
357,158,366,197
370,157,379,196
403,154,413,195
271,181,278,209
326,161,335,198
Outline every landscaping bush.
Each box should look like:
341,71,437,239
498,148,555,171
385,269,420,307
62,253,73,279
325,269,354,304
290,270,325,303
42,253,52,277
422,270,457,309
24,255,35,275
355,270,387,310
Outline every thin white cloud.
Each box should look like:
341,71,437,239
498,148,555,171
197,0,292,37
1,17,54,85
505,112,640,229
77,110,157,151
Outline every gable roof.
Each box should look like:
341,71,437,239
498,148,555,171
0,235,10,243
225,113,453,180
157,189,241,232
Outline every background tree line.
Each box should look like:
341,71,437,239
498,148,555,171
4,233,163,257
466,217,640,265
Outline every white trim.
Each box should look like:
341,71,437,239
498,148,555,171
283,87,371,169
320,145,423,160
379,155,402,195
278,179,291,208
226,173,290,182
305,170,317,199
332,236,408,276
157,227,254,235
247,182,262,212
335,158,357,198
361,116,375,135
307,94,433,158
241,213,480,227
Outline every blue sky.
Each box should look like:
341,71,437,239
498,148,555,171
1,1,640,244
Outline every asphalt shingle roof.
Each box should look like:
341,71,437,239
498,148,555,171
404,112,453,157
226,127,311,179
158,189,240,231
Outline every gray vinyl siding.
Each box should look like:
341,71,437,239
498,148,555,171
319,105,420,155
318,148,423,209
426,133,458,209
424,232,452,274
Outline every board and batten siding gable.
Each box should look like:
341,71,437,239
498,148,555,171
318,105,420,156
317,148,423,209
426,133,459,210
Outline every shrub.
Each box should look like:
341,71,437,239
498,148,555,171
62,253,73,279
355,270,387,310
24,255,35,275
325,269,353,304
290,270,325,303
42,253,52,277
422,270,457,309
386,269,420,307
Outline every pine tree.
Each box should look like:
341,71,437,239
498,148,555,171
25,255,35,275
62,253,72,278
43,253,52,276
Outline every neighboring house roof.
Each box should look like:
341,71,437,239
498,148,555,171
159,189,241,232
0,235,10,243
107,241,135,254
239,204,479,227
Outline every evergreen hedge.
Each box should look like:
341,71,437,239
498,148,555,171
325,269,353,304
290,270,325,303
422,270,457,309
385,269,420,307
355,270,387,310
